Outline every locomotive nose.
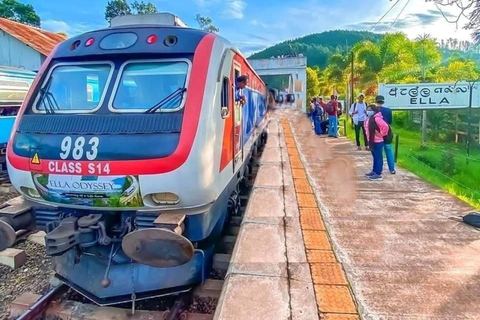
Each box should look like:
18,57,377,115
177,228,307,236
121,228,194,268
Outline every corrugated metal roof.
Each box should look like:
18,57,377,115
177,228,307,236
0,18,67,56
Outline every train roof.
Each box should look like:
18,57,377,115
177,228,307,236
52,25,213,59
51,13,218,59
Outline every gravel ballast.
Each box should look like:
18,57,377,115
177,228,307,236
0,191,54,320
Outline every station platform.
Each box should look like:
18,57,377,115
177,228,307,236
214,108,480,320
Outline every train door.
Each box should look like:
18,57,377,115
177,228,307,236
233,62,243,171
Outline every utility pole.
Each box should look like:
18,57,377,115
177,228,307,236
350,51,354,107
467,81,475,164
421,40,427,148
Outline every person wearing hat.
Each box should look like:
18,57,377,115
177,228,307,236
349,93,368,150
376,95,396,174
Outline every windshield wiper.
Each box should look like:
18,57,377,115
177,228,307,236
144,88,187,114
38,78,58,114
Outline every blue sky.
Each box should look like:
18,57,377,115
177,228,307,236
24,0,473,56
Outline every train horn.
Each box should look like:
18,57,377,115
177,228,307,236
121,228,194,268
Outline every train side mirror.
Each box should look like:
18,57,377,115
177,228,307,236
221,77,229,119
221,107,229,118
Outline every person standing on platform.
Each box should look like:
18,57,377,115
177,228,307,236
326,95,339,138
313,98,324,135
376,95,396,174
364,104,389,181
308,98,316,128
349,93,368,150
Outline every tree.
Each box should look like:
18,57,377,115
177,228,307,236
306,67,320,101
0,0,40,27
426,0,480,42
105,0,158,23
105,0,132,22
196,14,219,33
436,59,480,82
131,1,158,14
413,34,442,81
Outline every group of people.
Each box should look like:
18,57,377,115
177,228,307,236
308,95,342,137
348,93,396,181
308,93,396,181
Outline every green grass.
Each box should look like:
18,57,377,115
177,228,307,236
339,116,480,208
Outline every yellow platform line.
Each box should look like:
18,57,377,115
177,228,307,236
281,119,360,319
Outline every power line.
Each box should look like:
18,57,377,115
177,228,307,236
388,0,411,31
370,0,401,32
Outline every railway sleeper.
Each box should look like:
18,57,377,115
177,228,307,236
10,292,215,320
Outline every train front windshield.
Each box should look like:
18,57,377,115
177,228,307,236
33,60,189,114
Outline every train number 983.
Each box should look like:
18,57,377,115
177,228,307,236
60,136,100,161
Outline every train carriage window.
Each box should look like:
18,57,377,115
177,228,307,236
221,77,229,118
33,63,113,113
111,60,189,112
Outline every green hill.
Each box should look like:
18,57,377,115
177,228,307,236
248,30,480,68
248,30,383,68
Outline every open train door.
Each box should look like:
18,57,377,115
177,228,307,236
233,61,243,172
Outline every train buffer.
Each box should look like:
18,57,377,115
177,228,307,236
213,109,480,320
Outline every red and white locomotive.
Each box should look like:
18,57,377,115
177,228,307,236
2,13,268,304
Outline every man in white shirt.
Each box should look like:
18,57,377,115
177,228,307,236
349,93,368,150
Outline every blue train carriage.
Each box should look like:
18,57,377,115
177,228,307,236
0,67,36,169
3,13,268,305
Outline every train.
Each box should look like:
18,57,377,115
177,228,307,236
0,67,36,171
1,13,269,305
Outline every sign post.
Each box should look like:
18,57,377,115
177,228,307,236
378,82,480,110
467,81,476,163
379,82,480,150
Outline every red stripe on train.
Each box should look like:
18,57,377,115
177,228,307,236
8,33,216,176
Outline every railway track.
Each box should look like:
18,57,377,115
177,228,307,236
9,147,263,320
0,170,13,193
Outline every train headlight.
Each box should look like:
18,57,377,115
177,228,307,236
151,192,180,205
20,187,41,198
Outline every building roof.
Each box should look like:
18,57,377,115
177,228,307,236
0,18,67,56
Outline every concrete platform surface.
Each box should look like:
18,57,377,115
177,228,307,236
214,118,319,320
284,108,480,320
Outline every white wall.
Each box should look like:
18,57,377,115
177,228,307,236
0,31,43,71
249,57,307,112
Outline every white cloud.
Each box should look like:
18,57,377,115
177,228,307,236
398,2,472,41
250,19,268,28
41,20,70,33
42,19,106,36
222,0,246,20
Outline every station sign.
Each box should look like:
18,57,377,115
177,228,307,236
378,82,480,110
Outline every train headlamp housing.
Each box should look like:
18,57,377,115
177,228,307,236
151,192,180,205
20,187,41,198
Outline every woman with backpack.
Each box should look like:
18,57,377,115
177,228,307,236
364,104,390,181
325,95,339,138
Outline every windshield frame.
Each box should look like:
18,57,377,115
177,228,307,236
108,58,191,113
31,61,115,114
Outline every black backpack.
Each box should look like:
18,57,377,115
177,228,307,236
384,125,394,144
373,118,394,144
463,212,480,228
